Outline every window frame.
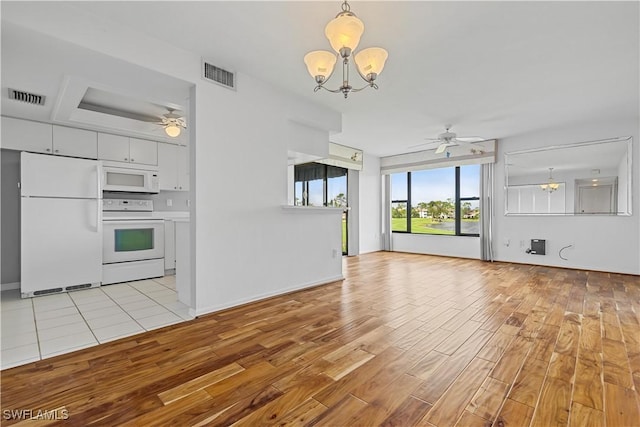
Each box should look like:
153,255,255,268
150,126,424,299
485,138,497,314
391,166,480,237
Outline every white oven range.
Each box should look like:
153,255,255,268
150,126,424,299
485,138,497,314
102,199,164,285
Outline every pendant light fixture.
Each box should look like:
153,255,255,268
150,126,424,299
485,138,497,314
304,0,388,98
540,168,560,193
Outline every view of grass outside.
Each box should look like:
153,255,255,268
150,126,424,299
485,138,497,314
342,216,347,253
391,166,481,235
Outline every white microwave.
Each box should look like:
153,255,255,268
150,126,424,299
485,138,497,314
102,166,159,193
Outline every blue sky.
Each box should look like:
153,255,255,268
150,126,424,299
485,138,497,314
391,165,480,203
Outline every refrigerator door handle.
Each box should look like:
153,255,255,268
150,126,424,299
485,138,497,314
96,164,102,233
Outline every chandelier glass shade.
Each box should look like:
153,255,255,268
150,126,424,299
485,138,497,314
304,51,337,82
540,168,560,193
304,0,388,98
324,12,364,53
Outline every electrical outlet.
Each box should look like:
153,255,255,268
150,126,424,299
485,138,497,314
519,240,525,248
504,239,510,247
332,249,339,258
166,199,173,207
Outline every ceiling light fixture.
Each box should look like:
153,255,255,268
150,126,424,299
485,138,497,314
540,167,560,193
303,0,388,98
160,110,186,138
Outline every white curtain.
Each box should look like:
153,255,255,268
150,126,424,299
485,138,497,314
480,163,495,261
382,175,392,251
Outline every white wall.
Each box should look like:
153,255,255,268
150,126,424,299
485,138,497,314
4,5,344,314
494,118,639,275
193,74,343,314
359,153,383,254
392,234,481,259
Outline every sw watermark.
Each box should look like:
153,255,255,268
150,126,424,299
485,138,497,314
3,408,69,421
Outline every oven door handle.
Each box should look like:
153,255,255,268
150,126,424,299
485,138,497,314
102,220,164,225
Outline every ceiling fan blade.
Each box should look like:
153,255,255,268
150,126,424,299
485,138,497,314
408,140,441,149
456,137,484,142
435,143,448,154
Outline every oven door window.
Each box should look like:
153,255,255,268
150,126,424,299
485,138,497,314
114,228,154,252
106,171,145,187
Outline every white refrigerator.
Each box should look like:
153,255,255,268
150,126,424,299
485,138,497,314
21,152,103,297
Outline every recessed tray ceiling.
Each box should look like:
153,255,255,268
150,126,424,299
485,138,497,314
78,87,181,123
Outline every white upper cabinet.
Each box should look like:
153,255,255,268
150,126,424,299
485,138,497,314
129,138,157,166
158,143,189,191
2,117,161,166
1,118,97,159
158,143,178,191
1,117,52,153
177,145,189,191
52,125,97,159
98,134,157,165
97,133,129,162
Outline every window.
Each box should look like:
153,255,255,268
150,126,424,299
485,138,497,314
294,163,347,207
391,165,480,236
391,173,408,232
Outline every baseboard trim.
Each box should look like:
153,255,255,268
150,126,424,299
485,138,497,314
194,275,345,317
1,282,20,292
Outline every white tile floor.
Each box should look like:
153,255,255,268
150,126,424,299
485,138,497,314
0,275,193,370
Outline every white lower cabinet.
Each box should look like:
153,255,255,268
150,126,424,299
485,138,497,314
175,220,191,307
164,220,176,270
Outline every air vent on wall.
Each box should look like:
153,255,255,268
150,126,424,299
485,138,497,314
202,59,236,90
8,88,46,106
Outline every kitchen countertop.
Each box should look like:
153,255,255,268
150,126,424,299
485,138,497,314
152,211,190,220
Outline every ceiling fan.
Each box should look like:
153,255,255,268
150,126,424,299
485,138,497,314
157,108,186,138
411,124,484,154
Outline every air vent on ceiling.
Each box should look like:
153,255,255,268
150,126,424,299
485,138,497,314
202,59,236,90
8,88,46,106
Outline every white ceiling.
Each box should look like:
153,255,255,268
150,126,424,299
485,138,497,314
0,21,193,143
1,1,638,157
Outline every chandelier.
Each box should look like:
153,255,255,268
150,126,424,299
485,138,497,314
303,0,388,98
540,168,560,193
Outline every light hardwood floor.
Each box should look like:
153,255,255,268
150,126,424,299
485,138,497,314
2,252,639,426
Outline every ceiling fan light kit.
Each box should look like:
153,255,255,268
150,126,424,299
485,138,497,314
304,0,388,98
160,109,187,138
